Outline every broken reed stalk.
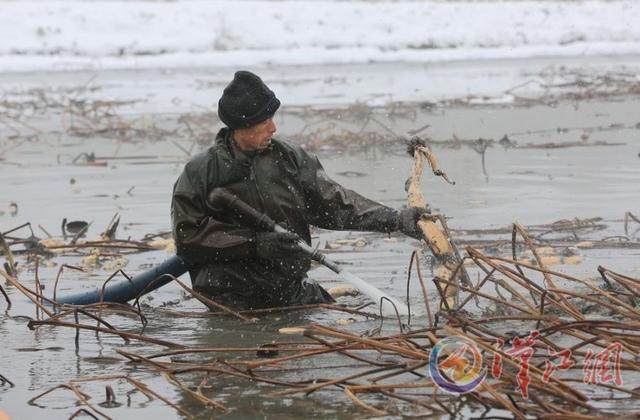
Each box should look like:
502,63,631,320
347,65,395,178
99,269,134,305
405,138,467,309
52,264,84,304
163,373,228,412
466,248,583,321
109,271,640,419
456,267,494,311
489,255,640,319
28,383,110,420
34,257,41,320
44,240,156,252
32,375,192,418
598,266,640,300
0,374,15,387
239,339,369,370
305,332,398,367
0,283,11,310
27,317,184,348
48,302,146,325
96,268,149,334
435,276,537,316
105,376,192,418
69,408,100,420
0,232,17,277
171,364,308,388
408,250,433,327
0,267,54,317
512,223,582,317
344,386,389,416
624,211,640,237
120,345,330,361
202,302,380,319
6,205,640,418
273,364,401,397
160,274,252,322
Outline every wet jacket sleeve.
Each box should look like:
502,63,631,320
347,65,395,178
299,152,399,232
171,171,255,265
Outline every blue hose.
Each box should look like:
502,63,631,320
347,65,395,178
56,255,188,305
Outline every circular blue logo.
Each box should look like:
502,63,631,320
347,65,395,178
429,336,487,394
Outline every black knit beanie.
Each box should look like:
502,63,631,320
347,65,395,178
217,71,281,129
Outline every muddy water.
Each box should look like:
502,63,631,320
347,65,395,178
1,81,640,417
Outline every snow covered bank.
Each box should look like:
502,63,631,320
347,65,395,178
0,0,639,72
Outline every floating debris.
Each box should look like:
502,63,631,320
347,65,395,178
1,208,640,417
328,286,360,298
71,152,107,167
62,219,89,235
256,344,280,358
278,327,307,335
8,202,18,216
0,374,14,388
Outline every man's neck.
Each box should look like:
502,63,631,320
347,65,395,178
230,133,257,158
231,132,251,151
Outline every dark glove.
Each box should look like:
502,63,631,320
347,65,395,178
397,207,430,239
255,231,304,260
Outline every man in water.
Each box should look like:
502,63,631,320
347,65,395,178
171,71,427,310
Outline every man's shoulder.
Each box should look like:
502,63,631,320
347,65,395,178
184,138,229,170
181,147,211,175
271,138,313,162
271,137,297,151
183,128,228,170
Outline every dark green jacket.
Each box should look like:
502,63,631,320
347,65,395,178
171,128,398,309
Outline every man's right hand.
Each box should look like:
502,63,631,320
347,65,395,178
397,206,430,239
255,231,304,260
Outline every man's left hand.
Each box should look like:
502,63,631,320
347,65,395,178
397,207,430,239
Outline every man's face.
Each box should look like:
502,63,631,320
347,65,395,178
233,118,277,152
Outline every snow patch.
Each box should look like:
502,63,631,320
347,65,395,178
0,1,639,72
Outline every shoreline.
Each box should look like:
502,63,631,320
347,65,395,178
3,42,640,73
1,54,639,113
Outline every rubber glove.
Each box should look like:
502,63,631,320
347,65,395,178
397,207,430,239
255,231,305,260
